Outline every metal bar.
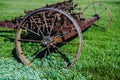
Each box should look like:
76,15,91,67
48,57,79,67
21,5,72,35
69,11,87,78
80,16,99,31
0,21,15,29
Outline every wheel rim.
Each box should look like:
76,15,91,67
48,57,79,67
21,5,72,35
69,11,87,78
15,8,82,69
82,2,112,30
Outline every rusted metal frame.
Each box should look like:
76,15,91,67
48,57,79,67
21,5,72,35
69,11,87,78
0,21,15,29
45,16,99,40
38,16,99,40
63,16,99,40
80,17,99,31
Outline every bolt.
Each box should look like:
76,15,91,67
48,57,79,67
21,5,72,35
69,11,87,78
45,42,47,44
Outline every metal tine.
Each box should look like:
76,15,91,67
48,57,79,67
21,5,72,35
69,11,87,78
31,16,45,37
21,25,41,37
42,12,50,35
49,14,57,36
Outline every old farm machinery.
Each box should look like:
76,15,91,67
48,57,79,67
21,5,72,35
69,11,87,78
0,0,112,69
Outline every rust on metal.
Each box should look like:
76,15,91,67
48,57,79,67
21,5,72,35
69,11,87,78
0,21,15,29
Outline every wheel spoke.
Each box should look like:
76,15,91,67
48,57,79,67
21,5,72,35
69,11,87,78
53,47,60,55
31,16,45,37
83,2,112,29
51,44,77,56
42,12,49,35
30,47,46,63
21,25,41,37
49,15,57,36
93,23,105,29
51,45,71,67
44,50,48,58
93,2,97,14
18,39,42,43
47,47,51,54
99,8,107,16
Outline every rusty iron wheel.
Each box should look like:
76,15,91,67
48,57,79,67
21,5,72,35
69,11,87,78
15,8,82,69
82,2,112,30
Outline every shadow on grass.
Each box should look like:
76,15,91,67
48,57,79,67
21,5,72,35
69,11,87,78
0,29,76,67
0,35,14,42
11,47,71,67
12,48,23,63
0,29,23,63
0,29,15,42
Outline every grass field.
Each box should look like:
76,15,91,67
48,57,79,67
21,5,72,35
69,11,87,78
0,0,120,80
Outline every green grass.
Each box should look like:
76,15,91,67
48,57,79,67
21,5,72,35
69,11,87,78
0,0,120,80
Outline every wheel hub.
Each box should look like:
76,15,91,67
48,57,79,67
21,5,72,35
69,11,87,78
42,36,63,47
42,36,54,47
